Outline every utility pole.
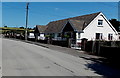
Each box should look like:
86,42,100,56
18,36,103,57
118,1,120,21
25,2,29,40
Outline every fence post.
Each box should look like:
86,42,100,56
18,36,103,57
81,38,88,51
68,38,71,48
92,41,95,54
98,41,101,55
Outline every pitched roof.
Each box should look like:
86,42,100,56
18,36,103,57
35,25,47,33
45,12,101,33
69,20,85,32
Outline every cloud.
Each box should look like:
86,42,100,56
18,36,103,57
55,8,59,11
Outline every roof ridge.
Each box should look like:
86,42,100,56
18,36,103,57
50,12,101,23
36,25,46,26
45,12,101,33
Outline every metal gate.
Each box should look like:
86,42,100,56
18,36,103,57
70,39,81,49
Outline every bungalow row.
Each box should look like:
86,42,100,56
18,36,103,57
34,12,119,48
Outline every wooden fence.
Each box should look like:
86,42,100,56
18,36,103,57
83,41,120,61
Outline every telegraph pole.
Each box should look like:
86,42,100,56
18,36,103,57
25,2,29,40
118,1,120,21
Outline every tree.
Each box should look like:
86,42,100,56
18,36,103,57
28,27,32,30
109,19,120,32
4,26,7,27
19,27,24,29
33,27,36,30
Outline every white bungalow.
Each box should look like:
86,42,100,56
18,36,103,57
46,12,118,40
44,12,118,48
34,25,47,40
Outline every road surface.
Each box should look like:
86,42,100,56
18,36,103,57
2,38,107,76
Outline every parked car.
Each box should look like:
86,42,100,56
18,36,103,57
38,33,45,40
28,33,35,39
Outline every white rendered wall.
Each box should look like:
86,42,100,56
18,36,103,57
76,33,82,43
76,13,118,43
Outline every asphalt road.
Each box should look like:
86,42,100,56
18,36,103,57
2,38,103,76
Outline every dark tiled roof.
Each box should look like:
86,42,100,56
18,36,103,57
36,25,47,33
45,20,68,33
45,12,101,33
69,20,85,32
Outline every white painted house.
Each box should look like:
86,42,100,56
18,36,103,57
34,25,47,40
35,12,119,48
77,12,119,43
45,12,118,42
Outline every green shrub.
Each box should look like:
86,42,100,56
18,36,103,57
64,35,70,38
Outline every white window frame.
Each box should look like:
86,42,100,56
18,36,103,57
96,33,103,40
108,33,113,40
98,20,103,26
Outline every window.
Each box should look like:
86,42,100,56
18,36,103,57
98,20,103,26
50,33,54,38
96,33,103,40
57,33,61,37
78,32,80,38
108,34,113,40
